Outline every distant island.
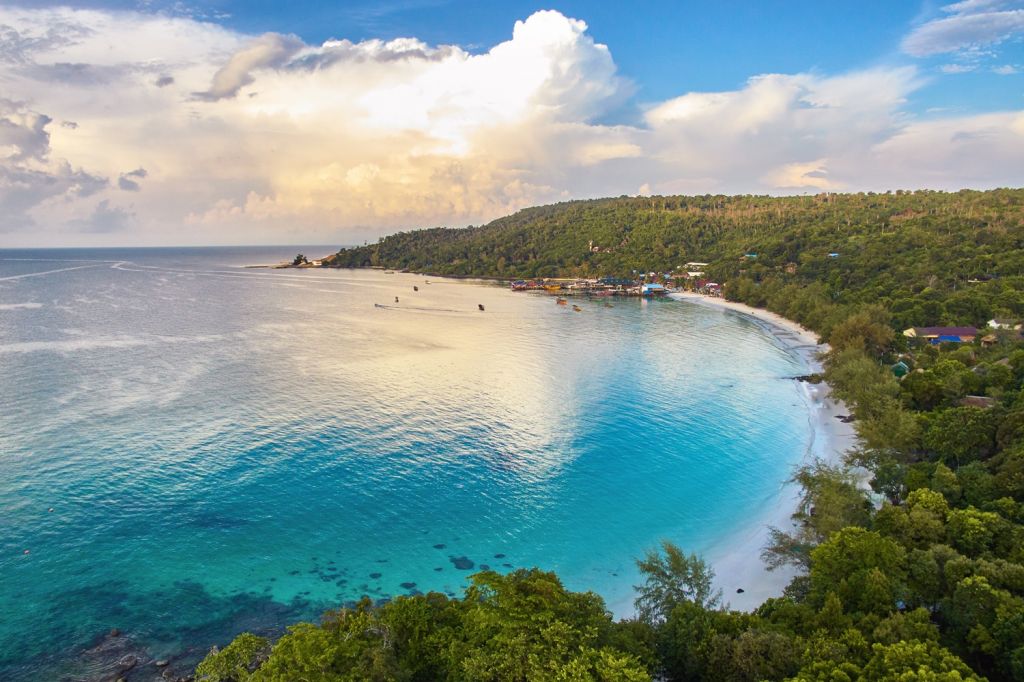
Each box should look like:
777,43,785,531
207,189,1024,681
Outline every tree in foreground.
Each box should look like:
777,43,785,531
634,541,721,623
196,569,652,681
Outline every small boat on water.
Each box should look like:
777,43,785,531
556,297,568,305
413,285,419,291
572,305,582,312
478,304,485,311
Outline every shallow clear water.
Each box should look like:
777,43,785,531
0,247,812,679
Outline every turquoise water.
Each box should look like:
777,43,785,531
0,248,812,679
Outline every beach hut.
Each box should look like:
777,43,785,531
640,283,667,297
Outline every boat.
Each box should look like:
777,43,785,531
544,285,562,292
572,305,582,312
556,297,568,305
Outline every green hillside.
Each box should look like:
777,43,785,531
332,190,1024,327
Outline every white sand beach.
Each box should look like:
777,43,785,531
669,291,860,611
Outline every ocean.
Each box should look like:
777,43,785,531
0,247,813,680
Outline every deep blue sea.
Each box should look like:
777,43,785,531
0,247,813,680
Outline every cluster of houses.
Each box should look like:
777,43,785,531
510,277,673,297
509,262,723,298
517,249,843,296
892,318,1022,410
902,319,1023,347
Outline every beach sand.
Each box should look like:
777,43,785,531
669,292,859,611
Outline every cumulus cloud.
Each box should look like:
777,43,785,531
0,100,52,161
117,167,148,191
193,32,303,100
0,5,1021,246
902,0,1024,57
0,98,107,227
71,198,134,232
641,68,924,192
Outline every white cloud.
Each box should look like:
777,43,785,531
641,68,922,191
0,6,1021,246
763,160,839,191
902,1,1024,57
118,167,148,191
70,198,135,232
193,32,303,101
940,63,976,73
0,98,107,228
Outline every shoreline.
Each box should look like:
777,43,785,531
668,291,859,611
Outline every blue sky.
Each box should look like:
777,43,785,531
25,0,1023,114
1,1,1022,245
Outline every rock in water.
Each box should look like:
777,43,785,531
449,556,475,570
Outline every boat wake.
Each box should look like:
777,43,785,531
373,303,469,314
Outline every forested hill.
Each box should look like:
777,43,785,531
332,189,1024,331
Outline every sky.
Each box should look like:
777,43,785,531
1,1,1022,246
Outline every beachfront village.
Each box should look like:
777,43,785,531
507,261,720,298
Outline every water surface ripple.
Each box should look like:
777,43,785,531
0,247,812,679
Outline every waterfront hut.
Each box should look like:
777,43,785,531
891,360,910,378
640,282,667,297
